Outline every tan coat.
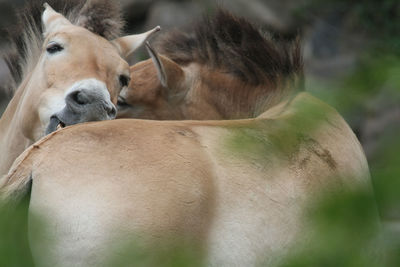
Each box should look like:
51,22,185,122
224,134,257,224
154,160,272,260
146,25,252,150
0,92,371,266
0,4,159,178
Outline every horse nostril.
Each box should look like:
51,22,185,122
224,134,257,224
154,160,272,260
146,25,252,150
69,90,89,105
107,105,117,118
66,87,116,119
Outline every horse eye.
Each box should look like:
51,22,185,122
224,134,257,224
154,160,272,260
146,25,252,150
46,42,64,54
119,75,130,87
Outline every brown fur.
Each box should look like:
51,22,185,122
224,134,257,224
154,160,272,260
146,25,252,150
4,0,124,94
0,92,373,266
154,9,303,87
0,3,158,177
120,10,304,120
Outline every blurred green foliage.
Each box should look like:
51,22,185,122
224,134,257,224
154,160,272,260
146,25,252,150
297,1,400,266
226,93,336,163
1,0,399,266
105,239,204,267
0,198,33,267
301,0,400,220
277,188,382,267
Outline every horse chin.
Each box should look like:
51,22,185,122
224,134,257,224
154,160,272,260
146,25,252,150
46,115,66,135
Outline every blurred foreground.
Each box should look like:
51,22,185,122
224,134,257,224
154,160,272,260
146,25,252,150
0,0,399,266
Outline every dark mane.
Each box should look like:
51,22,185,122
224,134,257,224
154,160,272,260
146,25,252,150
155,9,303,88
4,0,124,95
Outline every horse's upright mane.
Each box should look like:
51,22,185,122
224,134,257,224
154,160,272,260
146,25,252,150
156,9,303,88
4,0,124,95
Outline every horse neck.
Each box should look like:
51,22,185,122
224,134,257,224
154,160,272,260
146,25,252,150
183,68,293,120
256,95,294,121
0,76,34,177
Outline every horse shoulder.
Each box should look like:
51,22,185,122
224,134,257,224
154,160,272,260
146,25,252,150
0,129,62,204
25,120,216,264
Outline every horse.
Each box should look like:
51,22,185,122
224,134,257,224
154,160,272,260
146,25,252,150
117,16,301,121
0,0,160,177
0,10,374,267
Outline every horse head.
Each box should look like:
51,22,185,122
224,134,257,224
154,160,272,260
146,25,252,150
0,1,159,176
117,10,302,120
117,42,190,120
25,4,159,136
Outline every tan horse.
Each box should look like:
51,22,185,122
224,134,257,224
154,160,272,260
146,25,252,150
0,1,159,177
1,10,374,266
117,20,301,121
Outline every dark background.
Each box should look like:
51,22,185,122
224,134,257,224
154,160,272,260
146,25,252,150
0,1,399,265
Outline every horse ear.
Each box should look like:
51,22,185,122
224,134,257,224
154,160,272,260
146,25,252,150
42,3,72,35
112,26,161,58
145,42,185,92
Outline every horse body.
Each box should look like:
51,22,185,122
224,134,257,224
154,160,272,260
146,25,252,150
0,1,159,177
0,9,373,266
1,92,370,266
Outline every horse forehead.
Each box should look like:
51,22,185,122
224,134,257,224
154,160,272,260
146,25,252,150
130,63,161,91
52,27,120,57
131,60,158,78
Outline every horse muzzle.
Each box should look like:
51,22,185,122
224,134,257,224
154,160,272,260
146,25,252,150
46,79,116,134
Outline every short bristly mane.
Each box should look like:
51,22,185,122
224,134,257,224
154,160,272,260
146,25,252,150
4,0,124,95
156,9,302,86
154,10,303,118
